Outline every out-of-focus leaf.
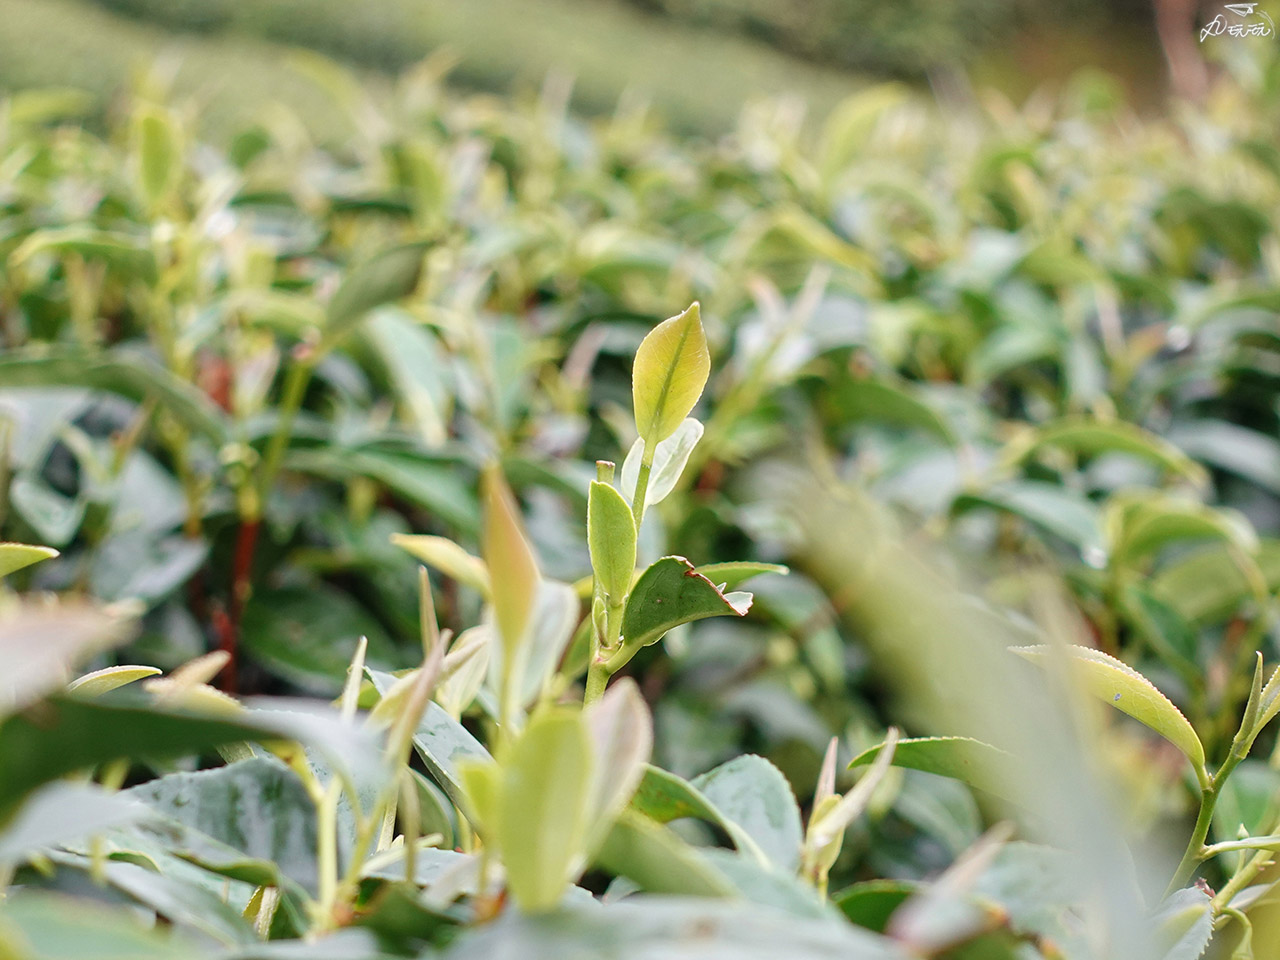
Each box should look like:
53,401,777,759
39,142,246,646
826,379,955,445
9,227,157,283
0,783,147,862
438,895,909,959
584,680,653,855
594,811,734,898
953,481,1105,560
67,665,162,697
621,556,752,650
241,585,398,693
0,600,136,718
132,104,179,209
0,543,57,578
1012,645,1206,771
365,309,451,447
490,708,594,913
849,736,1017,803
0,347,226,442
390,534,489,595
0,698,294,818
0,892,208,960
1151,539,1280,623
481,467,540,660
1106,495,1257,567
325,242,429,343
834,879,918,932
1168,420,1280,495
1008,417,1206,486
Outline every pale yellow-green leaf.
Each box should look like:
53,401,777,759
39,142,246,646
0,543,58,579
391,534,491,597
67,665,161,697
632,303,710,450
1013,645,1205,770
480,467,539,658
499,708,594,912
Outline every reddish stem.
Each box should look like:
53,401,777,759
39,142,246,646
222,518,261,694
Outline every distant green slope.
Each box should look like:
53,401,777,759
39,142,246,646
2,0,866,136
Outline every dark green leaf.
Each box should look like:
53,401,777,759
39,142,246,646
621,556,752,650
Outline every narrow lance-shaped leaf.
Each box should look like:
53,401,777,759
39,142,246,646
481,467,539,659
632,303,710,451
588,480,637,603
849,736,1018,804
324,241,430,344
0,542,58,578
1012,645,1206,772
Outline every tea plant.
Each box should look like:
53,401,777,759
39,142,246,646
1,46,1279,958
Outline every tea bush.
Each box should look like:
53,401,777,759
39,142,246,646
0,48,1279,959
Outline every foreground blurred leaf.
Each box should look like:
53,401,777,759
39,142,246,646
0,697,323,818
0,782,146,862
0,892,207,960
490,708,593,913
0,601,136,718
0,543,57,579
594,811,734,897
439,896,909,959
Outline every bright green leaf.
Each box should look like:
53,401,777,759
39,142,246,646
67,665,162,697
588,481,637,603
849,737,1017,803
1011,645,1206,771
481,467,540,660
621,556,752,650
0,543,57,579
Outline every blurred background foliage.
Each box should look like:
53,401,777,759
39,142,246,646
1,0,1280,954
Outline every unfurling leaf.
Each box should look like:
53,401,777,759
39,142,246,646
620,418,704,508
588,481,637,603
632,303,710,451
391,534,491,596
1012,645,1206,772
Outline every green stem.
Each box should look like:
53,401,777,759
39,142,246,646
257,355,316,511
584,658,610,706
1167,753,1243,896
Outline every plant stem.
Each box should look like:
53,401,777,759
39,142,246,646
257,355,316,507
584,657,610,706
1167,752,1244,896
